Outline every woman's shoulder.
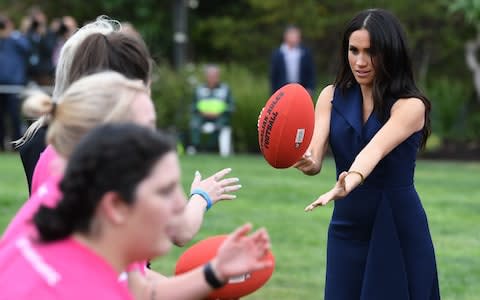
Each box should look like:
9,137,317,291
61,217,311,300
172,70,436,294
322,84,335,94
390,97,426,131
392,97,426,114
324,83,362,104
316,85,335,104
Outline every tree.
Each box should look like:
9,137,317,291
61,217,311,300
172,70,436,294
449,0,480,103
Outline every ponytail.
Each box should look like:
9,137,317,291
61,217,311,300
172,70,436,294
34,172,98,242
22,91,55,118
34,205,75,241
13,92,54,148
13,16,121,150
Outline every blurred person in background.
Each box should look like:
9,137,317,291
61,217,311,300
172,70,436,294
188,64,234,157
51,16,77,67
22,7,57,86
270,25,315,96
17,17,146,192
0,14,30,151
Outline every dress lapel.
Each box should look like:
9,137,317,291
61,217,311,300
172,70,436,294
331,84,363,137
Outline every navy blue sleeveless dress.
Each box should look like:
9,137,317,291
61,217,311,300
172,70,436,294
326,84,440,299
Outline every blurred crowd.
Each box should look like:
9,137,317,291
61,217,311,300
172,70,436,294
0,7,77,151
0,8,143,151
0,7,77,87
0,7,315,157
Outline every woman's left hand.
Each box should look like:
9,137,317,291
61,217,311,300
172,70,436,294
304,171,349,211
190,168,242,205
212,223,272,282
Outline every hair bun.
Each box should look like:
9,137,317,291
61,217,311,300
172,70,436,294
22,91,54,118
34,204,75,242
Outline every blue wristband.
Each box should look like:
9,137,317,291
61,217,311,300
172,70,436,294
190,189,213,211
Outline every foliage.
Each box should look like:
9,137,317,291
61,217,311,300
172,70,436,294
188,0,475,81
424,78,472,140
448,0,480,26
223,64,270,152
2,0,480,144
464,102,480,139
446,0,480,141
0,0,475,80
151,62,193,134
151,63,270,153
0,0,172,60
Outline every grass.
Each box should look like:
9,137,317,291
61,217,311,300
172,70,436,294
0,152,479,299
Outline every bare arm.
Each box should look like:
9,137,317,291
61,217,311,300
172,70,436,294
305,97,426,210
172,168,241,246
129,224,272,300
128,265,214,300
294,85,334,175
171,194,208,247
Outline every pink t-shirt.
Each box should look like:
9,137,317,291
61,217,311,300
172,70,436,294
2,174,62,243
31,145,60,195
1,146,148,278
0,235,133,299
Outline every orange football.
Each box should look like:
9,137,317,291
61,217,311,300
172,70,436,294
258,83,314,168
175,235,275,300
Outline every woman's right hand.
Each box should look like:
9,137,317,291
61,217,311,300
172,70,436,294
211,223,272,283
293,150,320,176
190,168,242,205
127,225,271,300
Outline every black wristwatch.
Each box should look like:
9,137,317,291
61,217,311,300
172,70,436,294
203,262,227,289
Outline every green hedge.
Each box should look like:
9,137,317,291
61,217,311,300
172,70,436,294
423,77,480,145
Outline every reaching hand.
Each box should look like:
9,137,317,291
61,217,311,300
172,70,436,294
190,168,242,204
293,150,320,175
126,269,148,300
304,171,349,211
212,224,272,282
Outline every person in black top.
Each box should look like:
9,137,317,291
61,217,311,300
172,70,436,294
16,17,152,193
19,126,46,192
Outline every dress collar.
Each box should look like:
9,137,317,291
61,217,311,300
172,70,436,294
331,84,363,137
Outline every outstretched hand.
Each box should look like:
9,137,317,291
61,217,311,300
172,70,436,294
190,168,242,205
293,150,320,176
212,223,272,282
304,171,350,211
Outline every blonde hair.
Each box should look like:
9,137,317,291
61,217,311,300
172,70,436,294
22,71,147,158
15,16,121,147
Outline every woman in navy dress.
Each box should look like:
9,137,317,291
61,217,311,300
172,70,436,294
294,9,440,299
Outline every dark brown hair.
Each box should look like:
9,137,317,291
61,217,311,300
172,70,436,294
68,32,152,86
335,9,431,149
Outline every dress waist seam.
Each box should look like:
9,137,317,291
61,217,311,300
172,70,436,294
356,183,414,192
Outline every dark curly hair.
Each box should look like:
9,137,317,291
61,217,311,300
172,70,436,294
34,123,174,242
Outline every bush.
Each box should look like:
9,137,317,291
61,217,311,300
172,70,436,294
464,102,480,140
150,63,193,134
423,77,473,141
222,64,270,152
150,63,270,153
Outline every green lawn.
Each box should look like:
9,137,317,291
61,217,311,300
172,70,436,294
0,153,479,299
